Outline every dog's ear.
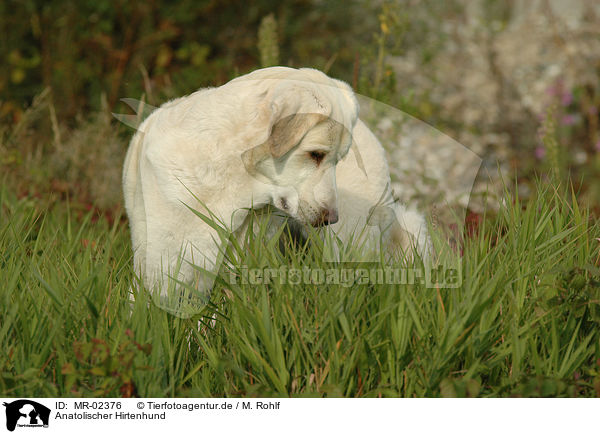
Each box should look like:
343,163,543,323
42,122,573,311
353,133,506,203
242,84,330,176
242,112,327,178
267,112,328,158
264,82,333,158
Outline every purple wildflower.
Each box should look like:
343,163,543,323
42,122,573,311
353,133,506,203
561,114,577,126
561,91,573,106
535,146,546,159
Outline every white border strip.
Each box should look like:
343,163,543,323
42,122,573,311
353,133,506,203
1,398,597,433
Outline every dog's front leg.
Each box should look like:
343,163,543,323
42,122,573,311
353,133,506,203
144,211,226,318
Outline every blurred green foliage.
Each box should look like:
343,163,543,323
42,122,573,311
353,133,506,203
0,0,376,122
258,13,279,68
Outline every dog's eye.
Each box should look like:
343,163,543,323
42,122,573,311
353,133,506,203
308,151,326,165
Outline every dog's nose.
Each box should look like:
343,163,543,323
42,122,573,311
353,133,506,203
315,208,338,226
327,208,339,225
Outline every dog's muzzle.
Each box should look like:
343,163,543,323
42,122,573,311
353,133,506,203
313,208,339,227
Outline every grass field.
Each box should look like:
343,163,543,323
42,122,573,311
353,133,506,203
1,178,599,397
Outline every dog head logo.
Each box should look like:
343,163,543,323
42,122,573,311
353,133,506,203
3,400,50,431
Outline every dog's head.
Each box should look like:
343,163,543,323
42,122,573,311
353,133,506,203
241,68,359,227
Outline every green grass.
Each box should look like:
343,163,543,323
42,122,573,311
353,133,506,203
1,178,600,397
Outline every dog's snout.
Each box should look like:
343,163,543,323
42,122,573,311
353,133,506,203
314,208,338,226
327,208,339,225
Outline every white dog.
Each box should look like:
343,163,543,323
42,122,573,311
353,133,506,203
122,67,429,312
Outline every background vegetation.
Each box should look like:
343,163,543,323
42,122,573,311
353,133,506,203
1,0,600,397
